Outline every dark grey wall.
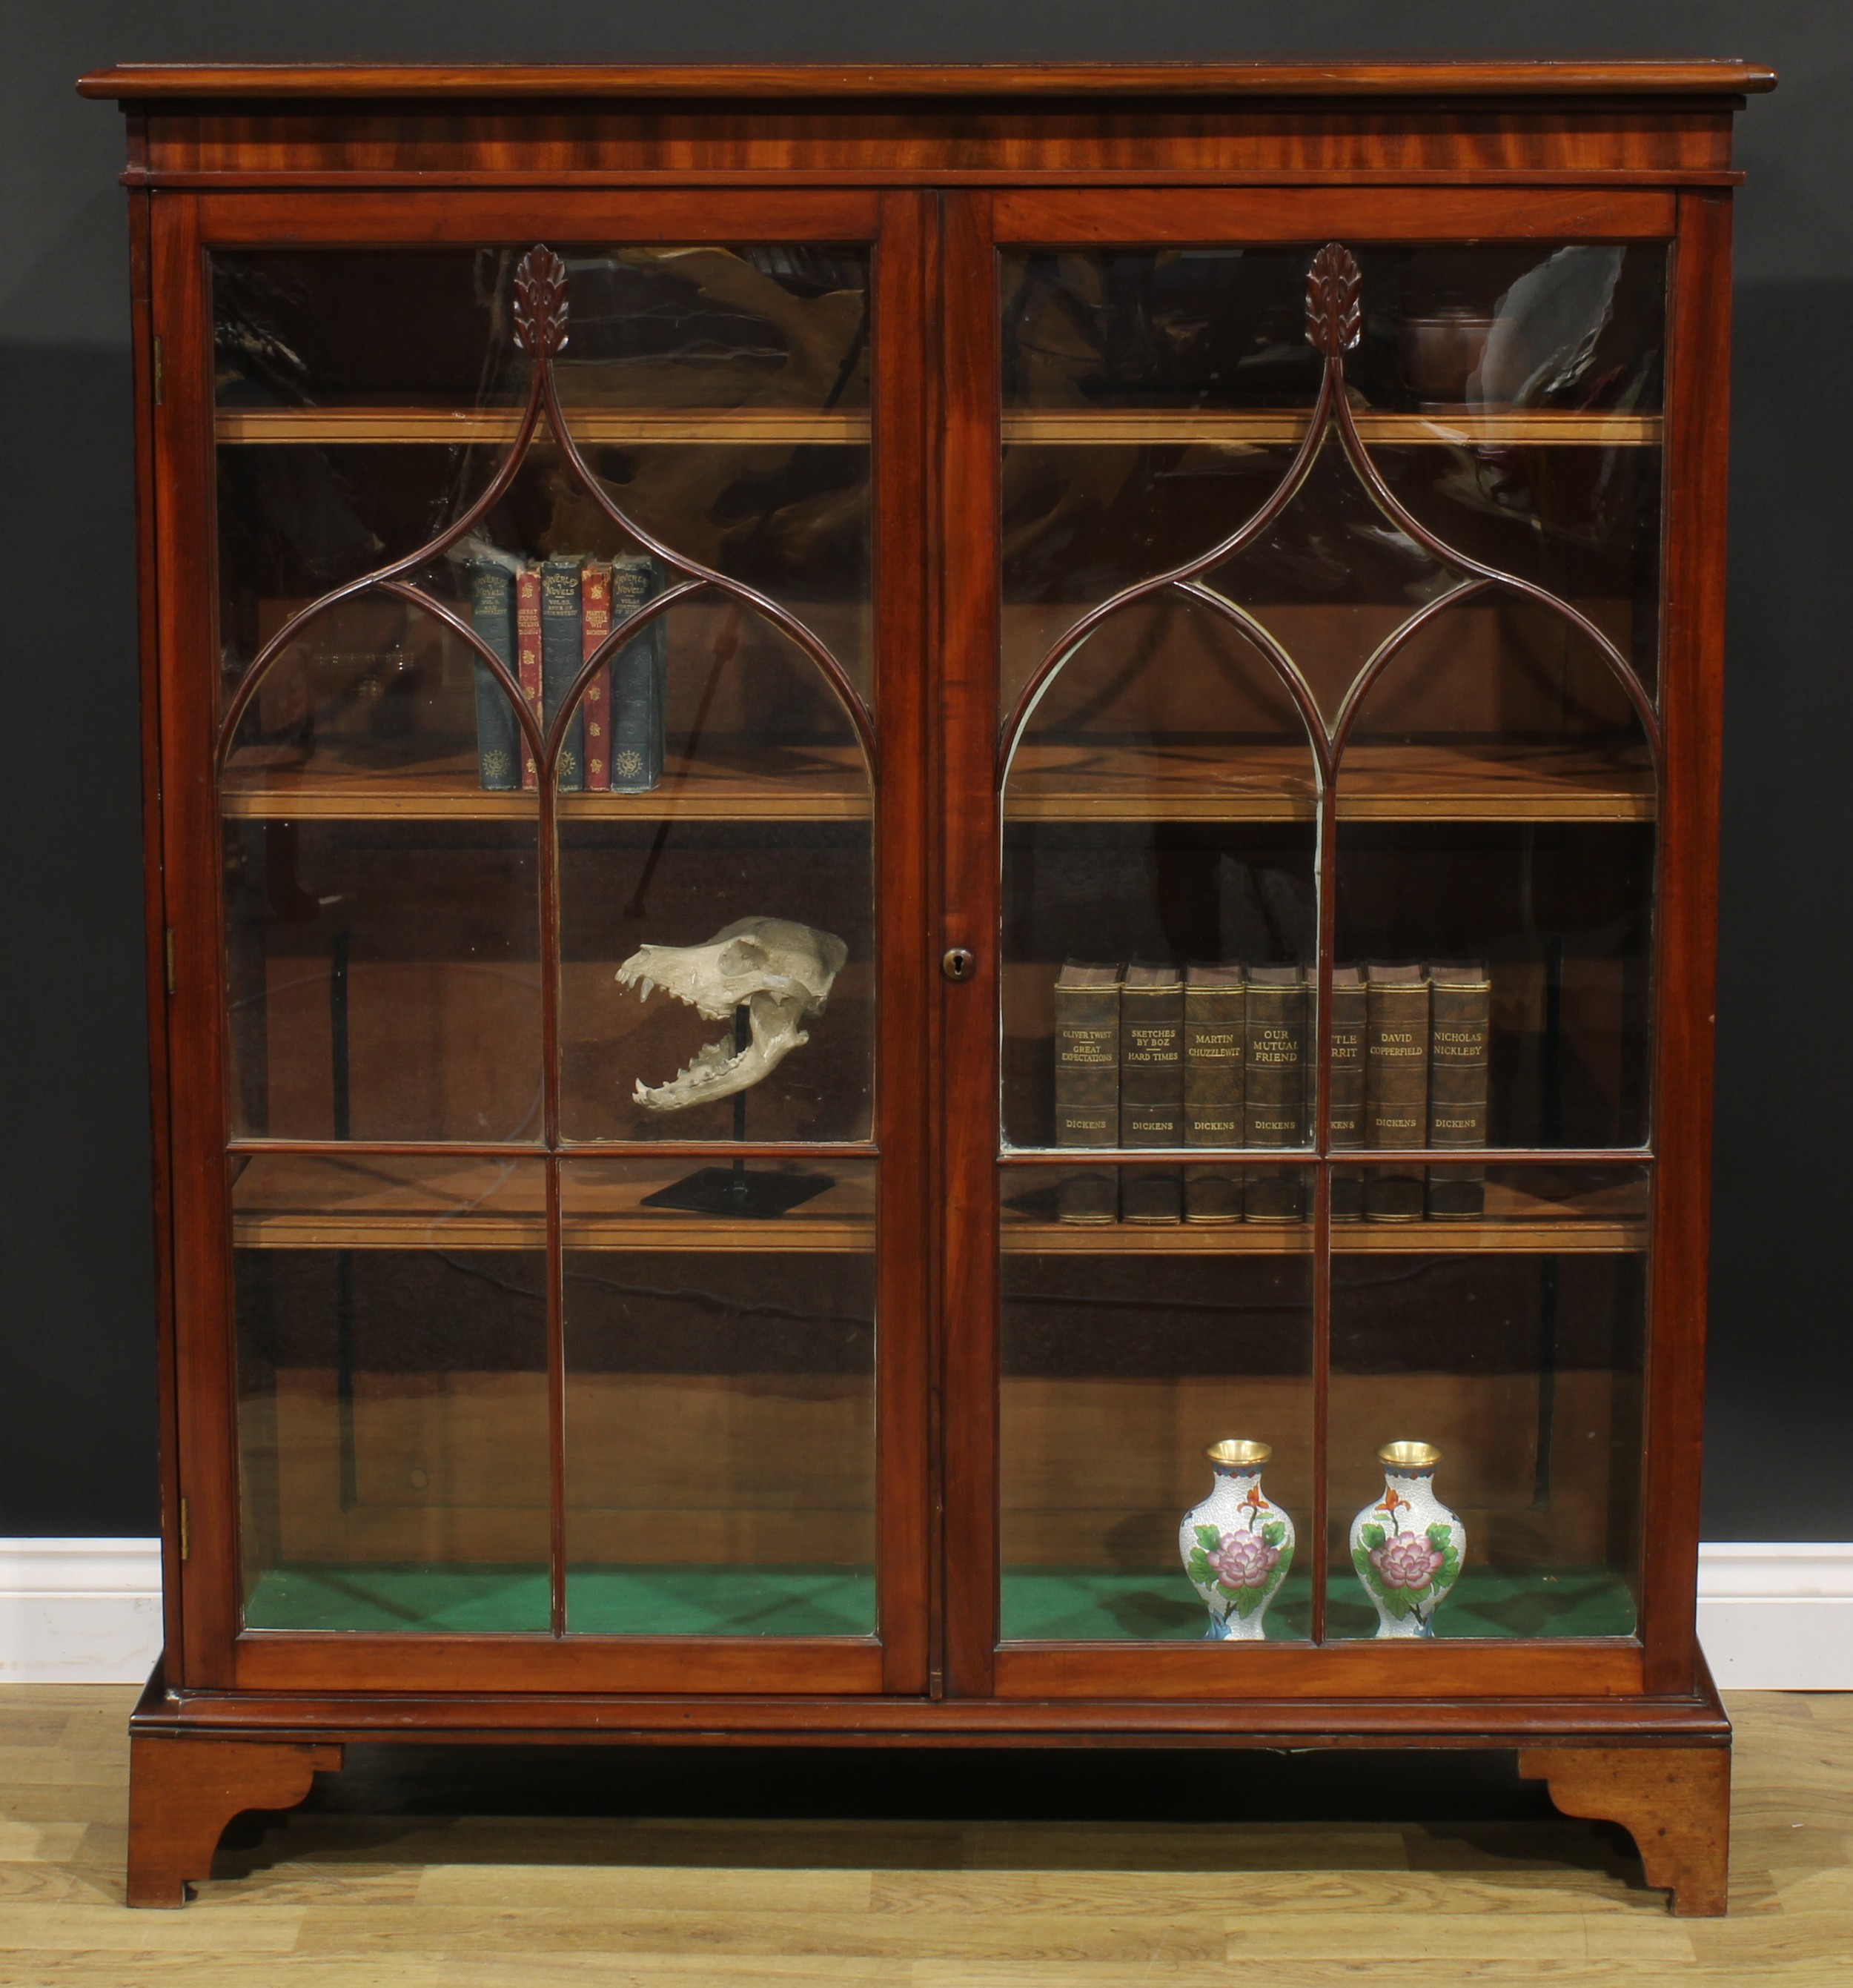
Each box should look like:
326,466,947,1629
3,1,1846,1540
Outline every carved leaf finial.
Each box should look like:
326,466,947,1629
513,245,569,358
1305,242,1362,357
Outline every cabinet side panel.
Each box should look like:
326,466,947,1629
150,192,241,1686
129,179,183,1680
1640,189,1733,1694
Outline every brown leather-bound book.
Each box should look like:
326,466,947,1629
1327,964,1367,1222
1184,958,1248,1216
1120,962,1184,1147
1122,1167,1183,1224
1184,964,1244,1147
1427,961,1491,1219
1184,1164,1243,1224
1053,963,1121,1150
1182,962,1244,1220
1055,1168,1116,1226
1244,964,1307,1224
1365,963,1430,1222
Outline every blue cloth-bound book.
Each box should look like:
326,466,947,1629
538,554,586,791
465,560,520,792
607,553,666,793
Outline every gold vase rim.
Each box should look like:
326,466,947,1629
1206,1439,1272,1468
1379,1439,1442,1470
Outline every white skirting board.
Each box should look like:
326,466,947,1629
1695,1543,1853,1689
1,1538,1850,1686
0,1540,165,1685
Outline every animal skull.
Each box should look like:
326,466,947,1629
615,916,848,1110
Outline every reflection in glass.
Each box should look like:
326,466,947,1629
233,1154,550,1631
1000,242,1667,704
1000,1164,1314,1641
1001,245,1665,417
561,1158,876,1635
213,246,874,704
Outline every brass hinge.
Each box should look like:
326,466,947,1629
151,335,162,407
163,927,176,996
178,1497,189,1563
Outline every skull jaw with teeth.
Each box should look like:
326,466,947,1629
615,916,849,1110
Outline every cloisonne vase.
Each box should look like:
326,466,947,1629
1179,1439,1295,1641
1348,1441,1465,1639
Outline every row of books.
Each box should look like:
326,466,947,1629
466,554,666,792
1053,959,1491,1223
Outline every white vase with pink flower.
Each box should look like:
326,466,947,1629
1349,1441,1465,1638
1179,1439,1295,1641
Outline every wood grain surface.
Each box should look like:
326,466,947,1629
1,1686,1841,1975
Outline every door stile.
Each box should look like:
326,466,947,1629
1310,785,1337,1644
545,1156,566,1634
1639,189,1733,1694
150,190,241,1686
923,190,950,1703
938,190,1003,1700
873,188,935,1694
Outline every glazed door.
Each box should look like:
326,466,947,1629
941,187,1711,1699
154,190,930,1693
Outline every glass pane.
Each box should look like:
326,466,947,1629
213,238,882,1649
561,1157,876,1635
1335,622,1654,1153
219,826,543,1146
1002,600,1318,1153
998,236,1663,1656
1326,1164,1646,1640
1001,242,1664,697
214,462,546,1144
233,1153,550,1631
557,603,872,1146
213,245,872,701
1000,1162,1314,1642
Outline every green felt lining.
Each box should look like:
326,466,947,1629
1000,1565,1637,1642
244,1563,876,1636
243,1560,1635,1641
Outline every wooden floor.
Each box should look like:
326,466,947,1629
1,1688,1849,1984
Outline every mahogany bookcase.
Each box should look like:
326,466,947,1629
81,58,1772,1912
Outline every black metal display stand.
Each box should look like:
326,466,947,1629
640,1004,835,1218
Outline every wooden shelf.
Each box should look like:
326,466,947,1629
215,405,871,447
1006,739,1654,823
1004,408,1660,448
213,405,1657,451
232,1156,1636,1255
1004,1175,1645,1254
1002,1217,1643,1255
219,740,1644,825
231,1153,875,1252
220,746,870,821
